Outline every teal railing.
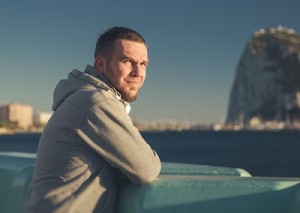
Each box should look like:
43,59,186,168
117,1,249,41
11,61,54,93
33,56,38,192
0,152,300,213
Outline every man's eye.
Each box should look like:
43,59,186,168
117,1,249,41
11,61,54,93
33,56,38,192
123,59,131,64
141,62,148,67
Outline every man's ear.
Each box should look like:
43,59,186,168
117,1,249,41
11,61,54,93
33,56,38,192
95,56,106,73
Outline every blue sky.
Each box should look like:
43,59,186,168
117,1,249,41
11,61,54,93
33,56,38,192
0,0,299,123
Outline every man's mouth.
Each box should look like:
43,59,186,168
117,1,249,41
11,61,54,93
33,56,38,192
126,81,139,84
125,79,140,85
125,81,140,91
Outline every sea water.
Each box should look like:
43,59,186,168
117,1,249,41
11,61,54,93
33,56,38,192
0,130,300,177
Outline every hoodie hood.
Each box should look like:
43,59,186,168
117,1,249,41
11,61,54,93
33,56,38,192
52,65,117,111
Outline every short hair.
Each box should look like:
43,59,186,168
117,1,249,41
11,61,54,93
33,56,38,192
94,26,147,60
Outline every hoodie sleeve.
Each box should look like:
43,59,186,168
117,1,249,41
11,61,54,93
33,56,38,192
77,98,161,184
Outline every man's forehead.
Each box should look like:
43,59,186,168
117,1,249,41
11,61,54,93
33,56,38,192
116,39,148,59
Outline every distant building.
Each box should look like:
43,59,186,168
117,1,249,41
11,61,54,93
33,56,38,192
33,112,52,127
0,103,33,130
0,106,7,123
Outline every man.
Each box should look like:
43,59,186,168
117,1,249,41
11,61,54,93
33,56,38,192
25,26,161,213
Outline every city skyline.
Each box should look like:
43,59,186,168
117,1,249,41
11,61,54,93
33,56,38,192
1,1,299,123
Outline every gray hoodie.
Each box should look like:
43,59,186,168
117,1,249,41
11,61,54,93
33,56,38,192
25,65,161,213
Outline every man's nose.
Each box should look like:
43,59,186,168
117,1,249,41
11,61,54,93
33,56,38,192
131,64,144,77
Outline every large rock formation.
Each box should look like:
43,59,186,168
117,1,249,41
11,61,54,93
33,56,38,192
226,26,300,127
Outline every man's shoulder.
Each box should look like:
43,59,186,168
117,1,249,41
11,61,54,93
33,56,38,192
67,87,122,113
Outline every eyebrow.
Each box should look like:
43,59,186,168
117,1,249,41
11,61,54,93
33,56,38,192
122,56,149,64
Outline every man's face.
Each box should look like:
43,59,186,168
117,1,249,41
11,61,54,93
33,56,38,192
97,39,148,102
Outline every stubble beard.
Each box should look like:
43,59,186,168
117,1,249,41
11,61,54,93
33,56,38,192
118,86,139,102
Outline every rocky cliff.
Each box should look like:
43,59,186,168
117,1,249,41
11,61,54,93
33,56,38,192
226,26,300,127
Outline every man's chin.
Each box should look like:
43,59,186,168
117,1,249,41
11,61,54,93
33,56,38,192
122,95,137,102
120,91,138,102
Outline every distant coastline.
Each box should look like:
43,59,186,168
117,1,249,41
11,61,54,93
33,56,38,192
1,121,300,135
0,127,44,135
